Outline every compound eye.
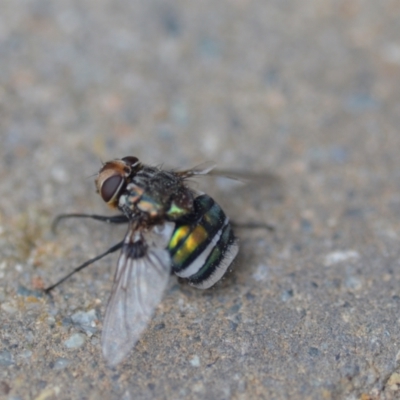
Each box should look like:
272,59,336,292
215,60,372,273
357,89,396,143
100,174,124,203
121,156,139,166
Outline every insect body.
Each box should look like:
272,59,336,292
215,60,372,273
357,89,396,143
47,156,238,366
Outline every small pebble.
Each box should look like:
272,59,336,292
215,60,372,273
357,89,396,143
91,337,99,346
189,355,201,367
345,276,362,290
64,333,86,349
15,264,23,272
51,166,69,183
25,331,35,343
308,347,320,357
19,350,32,359
1,302,17,314
0,350,14,366
34,387,60,400
281,289,294,302
17,285,43,299
53,358,71,370
71,309,98,336
154,323,165,331
324,250,360,267
252,264,269,282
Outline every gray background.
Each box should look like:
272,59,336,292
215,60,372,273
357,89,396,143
1,1,400,399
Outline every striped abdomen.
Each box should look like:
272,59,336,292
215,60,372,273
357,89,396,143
167,195,238,289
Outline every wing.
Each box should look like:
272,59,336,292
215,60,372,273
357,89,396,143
175,161,216,178
101,224,173,366
177,162,280,186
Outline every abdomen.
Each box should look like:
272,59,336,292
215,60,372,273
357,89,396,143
167,195,238,289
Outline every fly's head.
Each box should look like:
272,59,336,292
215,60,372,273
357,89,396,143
95,156,142,209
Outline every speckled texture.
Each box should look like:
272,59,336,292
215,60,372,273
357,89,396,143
1,1,400,399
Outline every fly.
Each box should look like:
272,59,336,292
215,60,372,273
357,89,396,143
45,156,260,366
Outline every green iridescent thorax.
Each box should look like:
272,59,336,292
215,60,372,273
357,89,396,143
165,189,194,220
121,169,194,221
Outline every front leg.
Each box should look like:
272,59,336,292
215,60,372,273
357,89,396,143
52,213,129,233
44,241,124,293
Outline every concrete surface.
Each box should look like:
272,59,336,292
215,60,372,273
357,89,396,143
1,1,400,399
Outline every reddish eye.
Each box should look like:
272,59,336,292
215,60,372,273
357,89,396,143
100,175,124,203
121,156,139,165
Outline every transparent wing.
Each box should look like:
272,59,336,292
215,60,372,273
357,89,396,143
175,161,216,178
177,162,280,186
101,238,171,366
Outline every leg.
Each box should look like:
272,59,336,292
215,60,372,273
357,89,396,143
44,241,124,293
231,221,275,231
52,213,128,233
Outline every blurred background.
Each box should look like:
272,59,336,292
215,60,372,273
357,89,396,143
1,0,398,217
1,1,400,399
